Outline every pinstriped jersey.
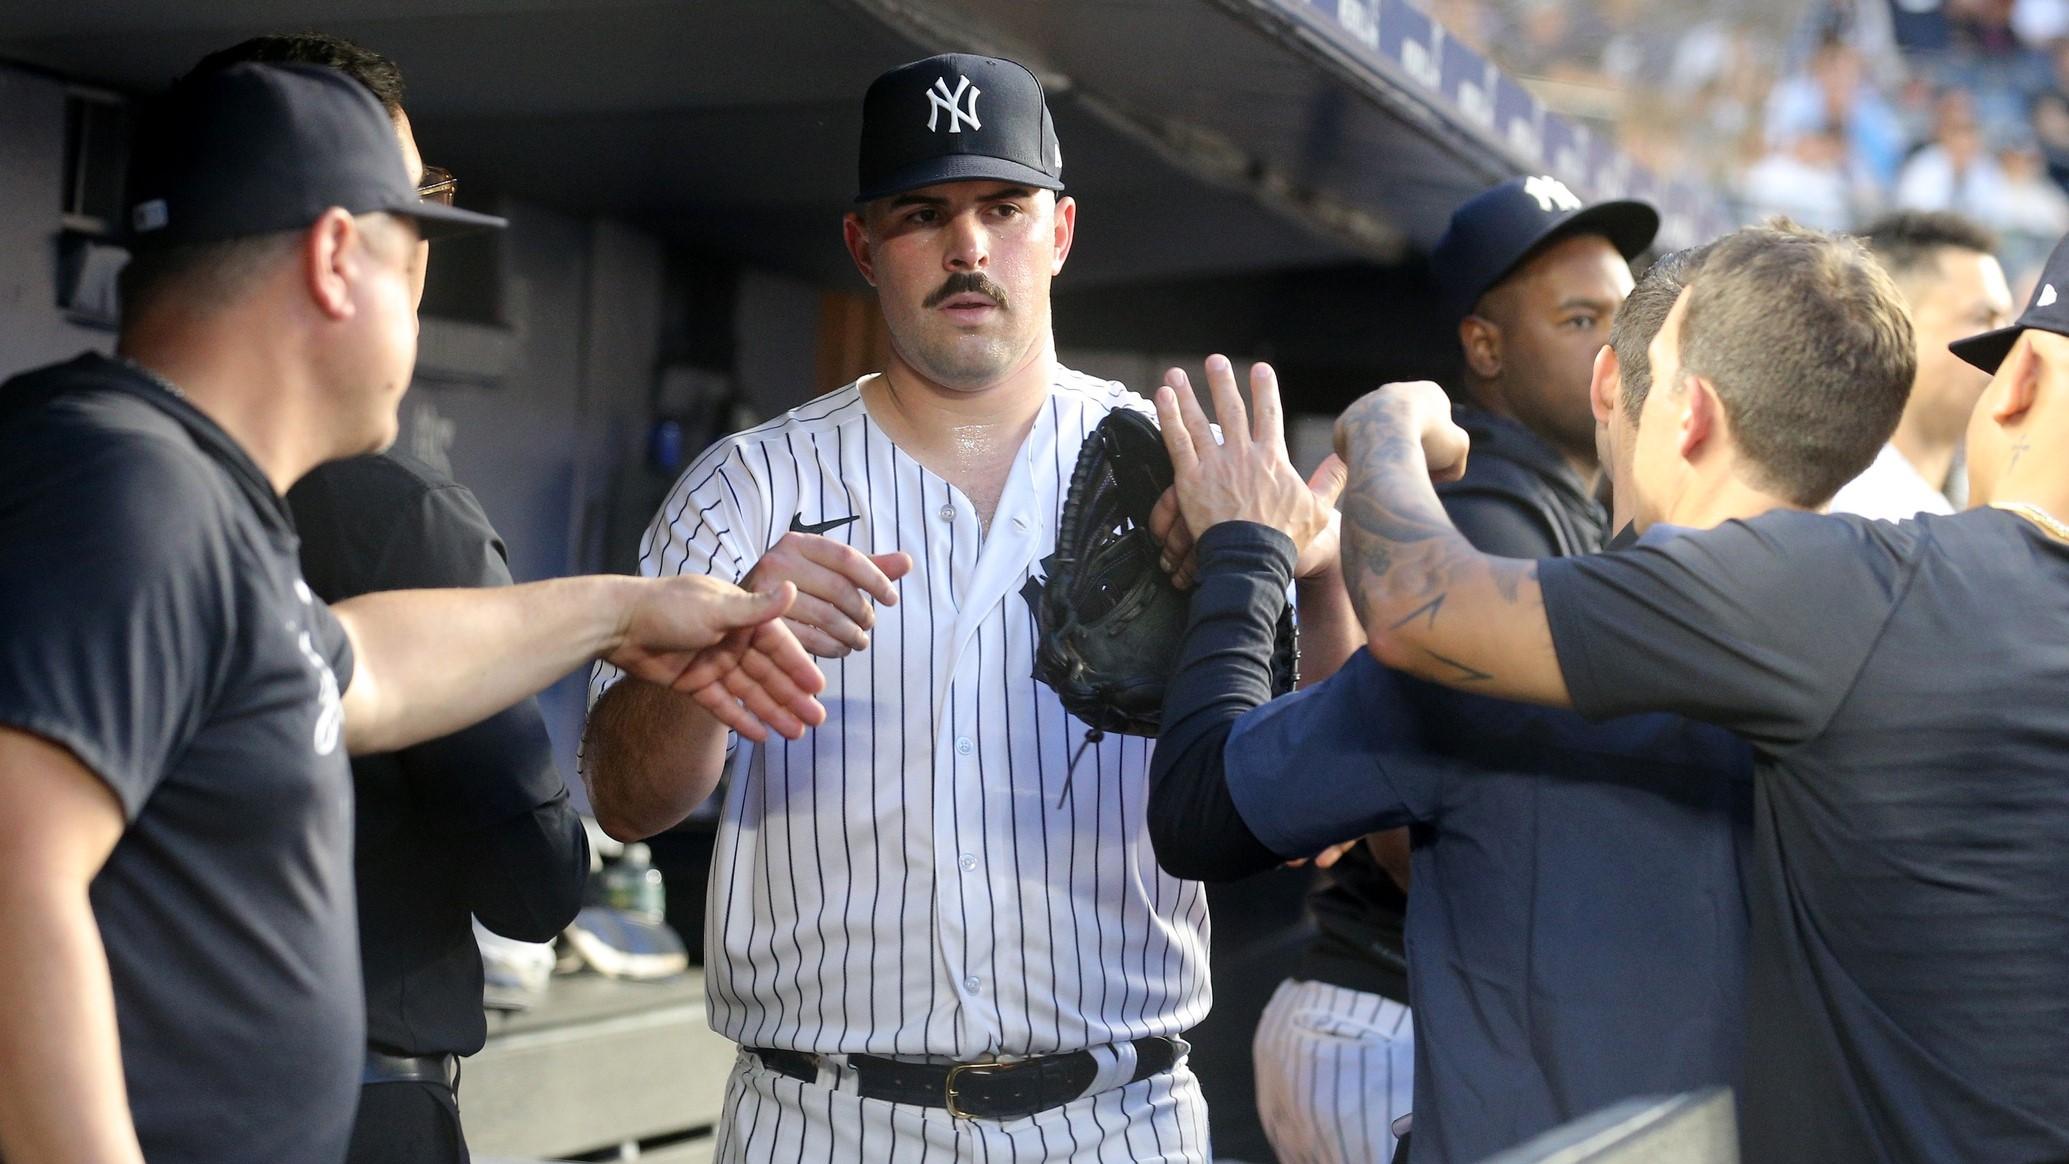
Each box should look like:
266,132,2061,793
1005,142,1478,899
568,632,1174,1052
589,367,1212,1058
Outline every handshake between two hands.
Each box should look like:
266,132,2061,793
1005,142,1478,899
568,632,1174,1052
608,506,919,744
599,365,1474,747
1146,357,1472,586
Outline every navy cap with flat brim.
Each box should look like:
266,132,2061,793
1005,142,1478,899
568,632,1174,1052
855,53,1065,204
858,153,1066,205
406,199,506,241
1949,324,2025,375
125,62,504,250
1951,233,2069,373
1515,198,1659,272
1431,177,1658,321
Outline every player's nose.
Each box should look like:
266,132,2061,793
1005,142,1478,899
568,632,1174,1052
943,210,988,270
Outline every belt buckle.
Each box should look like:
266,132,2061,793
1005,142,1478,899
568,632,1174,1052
944,1060,1008,1121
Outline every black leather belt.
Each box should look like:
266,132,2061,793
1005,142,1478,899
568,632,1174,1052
749,1037,1178,1121
362,1049,458,1090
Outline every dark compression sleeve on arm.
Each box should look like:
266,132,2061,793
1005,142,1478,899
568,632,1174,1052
1147,521,1297,881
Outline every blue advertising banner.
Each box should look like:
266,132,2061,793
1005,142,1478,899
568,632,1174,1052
1541,113,1588,183
1441,33,1497,134
1243,0,1733,246
1376,0,1443,94
1492,74,1542,165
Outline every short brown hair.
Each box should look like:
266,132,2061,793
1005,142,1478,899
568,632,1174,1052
1673,220,1915,507
187,33,405,115
1611,243,1711,417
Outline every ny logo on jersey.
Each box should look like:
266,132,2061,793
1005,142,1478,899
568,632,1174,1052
1523,175,1583,213
926,74,982,133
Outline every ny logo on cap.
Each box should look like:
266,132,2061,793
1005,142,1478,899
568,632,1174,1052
1523,175,1582,213
926,74,982,134
2040,284,2059,308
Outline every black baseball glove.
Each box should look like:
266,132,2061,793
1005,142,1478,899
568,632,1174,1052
1021,407,1297,751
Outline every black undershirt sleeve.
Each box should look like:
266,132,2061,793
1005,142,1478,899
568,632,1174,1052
293,459,590,940
377,483,590,939
1147,521,1298,881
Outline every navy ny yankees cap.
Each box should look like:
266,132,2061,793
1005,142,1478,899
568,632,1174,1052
856,53,1064,204
1952,233,2069,373
125,62,504,249
1430,176,1658,322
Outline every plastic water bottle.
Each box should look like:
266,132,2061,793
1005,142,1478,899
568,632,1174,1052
603,842,666,921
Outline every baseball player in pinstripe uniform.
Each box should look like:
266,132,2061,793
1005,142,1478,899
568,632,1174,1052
584,54,1223,1160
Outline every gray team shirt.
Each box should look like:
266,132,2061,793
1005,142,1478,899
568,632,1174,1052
0,355,360,1164
1539,507,2069,1164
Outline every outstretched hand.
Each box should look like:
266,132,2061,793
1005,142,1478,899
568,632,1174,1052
605,575,828,742
1152,356,1341,575
1151,457,1343,586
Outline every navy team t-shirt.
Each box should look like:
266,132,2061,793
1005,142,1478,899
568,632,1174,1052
0,354,361,1164
1540,508,2069,1163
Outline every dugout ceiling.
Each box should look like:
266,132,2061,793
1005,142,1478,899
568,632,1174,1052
0,0,1726,388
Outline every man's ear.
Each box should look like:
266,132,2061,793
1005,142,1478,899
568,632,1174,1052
842,211,877,287
1989,334,2041,426
1589,345,1621,426
1460,315,1503,381
1050,194,1076,275
1679,373,1719,463
303,207,358,322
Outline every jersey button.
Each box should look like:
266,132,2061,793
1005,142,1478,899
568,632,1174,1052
956,736,974,756
938,503,957,522
964,976,982,992
958,853,979,872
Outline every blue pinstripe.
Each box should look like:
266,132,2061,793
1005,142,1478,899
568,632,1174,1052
588,370,1210,1160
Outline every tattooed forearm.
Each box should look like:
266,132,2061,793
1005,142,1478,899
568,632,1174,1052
1388,594,1446,631
1494,560,1537,604
1334,391,1548,692
1336,400,1481,624
1329,383,1569,704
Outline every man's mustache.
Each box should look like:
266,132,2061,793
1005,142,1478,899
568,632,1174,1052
924,272,1011,311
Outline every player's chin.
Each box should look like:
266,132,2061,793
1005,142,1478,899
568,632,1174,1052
335,418,401,463
366,425,401,456
911,336,1021,389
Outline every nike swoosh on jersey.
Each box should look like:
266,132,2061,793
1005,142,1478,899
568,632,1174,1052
790,512,861,536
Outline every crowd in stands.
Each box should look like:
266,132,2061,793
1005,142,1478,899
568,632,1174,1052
1434,0,2069,281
